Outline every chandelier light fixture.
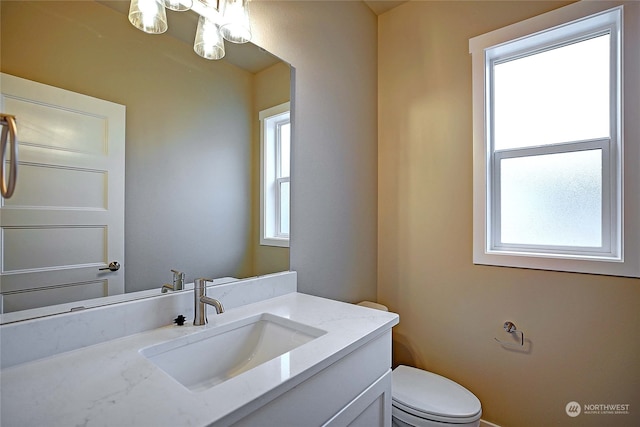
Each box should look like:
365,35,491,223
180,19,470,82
128,0,252,60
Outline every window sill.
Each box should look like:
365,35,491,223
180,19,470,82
260,237,290,248
473,249,639,278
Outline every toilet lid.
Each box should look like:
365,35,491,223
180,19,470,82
392,365,481,422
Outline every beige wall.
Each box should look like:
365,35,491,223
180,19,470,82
378,1,640,427
253,61,291,275
251,1,379,301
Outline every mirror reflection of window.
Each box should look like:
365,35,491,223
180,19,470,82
260,102,291,247
277,121,291,237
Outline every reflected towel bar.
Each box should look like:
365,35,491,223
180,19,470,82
0,113,18,198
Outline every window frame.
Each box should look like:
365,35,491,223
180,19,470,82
260,102,290,247
470,2,640,277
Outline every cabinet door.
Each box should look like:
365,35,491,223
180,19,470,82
324,370,392,427
224,331,393,427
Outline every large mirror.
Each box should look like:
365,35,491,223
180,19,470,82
0,0,291,321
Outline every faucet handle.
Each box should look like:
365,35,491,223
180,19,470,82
194,277,214,288
170,269,185,290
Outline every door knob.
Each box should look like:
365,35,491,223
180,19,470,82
99,261,120,272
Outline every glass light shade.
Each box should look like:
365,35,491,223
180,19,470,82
219,0,252,43
194,16,226,60
164,0,192,12
128,0,168,34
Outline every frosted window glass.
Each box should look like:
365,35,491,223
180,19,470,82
500,150,602,247
280,181,290,235
279,123,290,177
494,35,610,150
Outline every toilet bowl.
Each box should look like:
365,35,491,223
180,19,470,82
357,302,482,427
392,365,481,427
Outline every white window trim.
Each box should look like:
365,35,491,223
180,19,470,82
260,102,290,247
469,1,640,277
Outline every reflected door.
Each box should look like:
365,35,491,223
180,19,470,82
0,73,125,313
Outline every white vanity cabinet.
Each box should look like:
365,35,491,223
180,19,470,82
225,331,393,427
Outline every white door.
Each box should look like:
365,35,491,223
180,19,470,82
0,73,125,313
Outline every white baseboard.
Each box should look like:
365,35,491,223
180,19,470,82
480,420,502,427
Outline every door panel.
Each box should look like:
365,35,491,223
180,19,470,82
0,73,125,313
3,226,106,272
3,163,108,209
1,280,107,313
3,95,107,154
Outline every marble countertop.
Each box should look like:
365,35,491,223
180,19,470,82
0,292,398,427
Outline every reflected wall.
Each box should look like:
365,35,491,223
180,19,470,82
1,1,289,295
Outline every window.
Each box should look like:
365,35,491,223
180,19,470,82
470,3,640,277
260,102,290,247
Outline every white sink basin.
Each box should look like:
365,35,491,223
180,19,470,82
140,313,326,392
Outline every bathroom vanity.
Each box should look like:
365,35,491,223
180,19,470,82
0,272,398,426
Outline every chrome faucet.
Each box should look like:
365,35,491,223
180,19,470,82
161,269,186,293
193,278,224,326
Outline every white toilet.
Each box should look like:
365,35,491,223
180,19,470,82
357,302,482,427
392,365,481,427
